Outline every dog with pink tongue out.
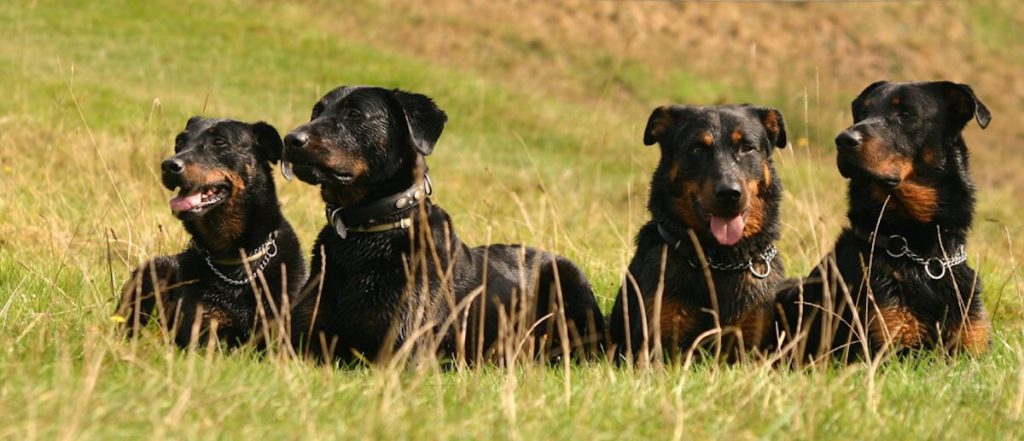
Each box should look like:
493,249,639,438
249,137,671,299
609,104,788,362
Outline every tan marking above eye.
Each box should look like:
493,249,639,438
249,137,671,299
891,97,902,106
701,132,713,146
731,130,743,144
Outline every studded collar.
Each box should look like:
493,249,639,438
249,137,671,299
325,175,432,239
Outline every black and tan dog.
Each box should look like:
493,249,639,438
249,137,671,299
609,104,788,361
282,86,604,364
117,117,307,348
774,81,992,362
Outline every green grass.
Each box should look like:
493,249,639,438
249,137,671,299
2,0,1023,439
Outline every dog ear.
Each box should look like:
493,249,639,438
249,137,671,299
931,81,991,130
185,115,203,128
251,121,284,164
644,105,693,146
745,106,788,149
390,89,448,156
851,80,889,118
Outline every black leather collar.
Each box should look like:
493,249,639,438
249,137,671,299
325,175,432,239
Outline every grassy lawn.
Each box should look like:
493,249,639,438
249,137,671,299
1,0,1022,439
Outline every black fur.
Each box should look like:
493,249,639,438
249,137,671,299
774,81,992,363
283,86,605,364
117,117,307,348
609,104,788,361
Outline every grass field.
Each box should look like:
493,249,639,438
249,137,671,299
2,0,1023,439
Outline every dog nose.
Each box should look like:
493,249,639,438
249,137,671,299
714,182,743,204
161,158,185,175
284,131,310,150
835,130,863,152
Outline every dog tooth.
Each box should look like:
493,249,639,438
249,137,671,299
281,161,294,181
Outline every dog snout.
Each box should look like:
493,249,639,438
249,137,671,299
162,158,185,175
714,181,743,205
835,130,863,152
284,130,310,150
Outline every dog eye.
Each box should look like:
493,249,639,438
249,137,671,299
344,109,364,121
212,138,227,147
899,109,915,118
739,143,757,154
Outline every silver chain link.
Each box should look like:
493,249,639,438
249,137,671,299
883,234,967,280
195,232,279,287
686,244,778,279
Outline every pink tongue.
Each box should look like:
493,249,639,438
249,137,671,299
170,192,203,213
710,215,745,246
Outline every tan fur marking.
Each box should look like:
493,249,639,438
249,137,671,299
761,110,780,141
762,162,772,187
894,171,939,223
891,97,902,106
735,306,769,350
672,181,704,229
701,131,713,146
742,178,765,238
655,297,696,349
870,304,928,349
858,138,911,178
955,315,991,356
920,147,939,166
731,129,743,144
183,168,248,252
649,106,676,141
204,306,234,328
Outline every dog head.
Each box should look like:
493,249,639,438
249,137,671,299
280,86,447,207
162,117,282,221
836,81,989,223
644,105,787,246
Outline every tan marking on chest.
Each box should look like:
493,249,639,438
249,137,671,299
870,305,929,349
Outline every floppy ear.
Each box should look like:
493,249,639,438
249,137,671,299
644,105,693,146
390,89,448,156
851,80,889,118
251,121,284,164
930,81,991,130
746,106,788,149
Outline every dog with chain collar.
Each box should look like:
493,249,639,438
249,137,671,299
117,117,307,348
281,86,605,364
774,81,992,363
608,104,789,362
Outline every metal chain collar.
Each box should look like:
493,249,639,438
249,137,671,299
195,231,279,287
684,243,778,279
657,224,778,279
883,234,968,280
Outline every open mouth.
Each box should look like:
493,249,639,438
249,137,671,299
283,161,356,185
169,183,230,216
693,198,747,247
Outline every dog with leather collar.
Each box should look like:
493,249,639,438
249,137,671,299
281,86,605,364
608,104,789,362
323,176,431,238
773,81,992,363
